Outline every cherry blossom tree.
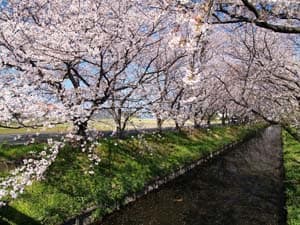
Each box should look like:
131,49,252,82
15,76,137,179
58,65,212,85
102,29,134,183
0,73,65,129
0,0,181,204
107,41,185,137
0,0,179,136
216,24,300,131
177,0,300,34
212,0,300,34
0,0,299,206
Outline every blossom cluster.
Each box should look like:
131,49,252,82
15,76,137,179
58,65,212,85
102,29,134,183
0,141,64,206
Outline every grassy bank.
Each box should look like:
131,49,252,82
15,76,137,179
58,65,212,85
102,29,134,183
0,125,263,225
283,130,300,225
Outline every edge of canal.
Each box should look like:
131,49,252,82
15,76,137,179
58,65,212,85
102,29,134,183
280,126,287,225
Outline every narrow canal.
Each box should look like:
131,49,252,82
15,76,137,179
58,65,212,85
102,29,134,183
99,126,285,225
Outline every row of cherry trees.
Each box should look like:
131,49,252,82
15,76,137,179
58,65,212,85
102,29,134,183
0,0,299,204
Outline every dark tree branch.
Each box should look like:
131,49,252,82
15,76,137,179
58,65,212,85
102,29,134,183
212,2,300,34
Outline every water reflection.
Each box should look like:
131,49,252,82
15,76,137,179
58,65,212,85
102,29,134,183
99,126,284,225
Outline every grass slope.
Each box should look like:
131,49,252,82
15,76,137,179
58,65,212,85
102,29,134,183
283,130,300,225
0,125,263,225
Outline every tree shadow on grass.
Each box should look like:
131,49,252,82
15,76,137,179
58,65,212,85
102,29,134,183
0,218,10,225
0,205,41,225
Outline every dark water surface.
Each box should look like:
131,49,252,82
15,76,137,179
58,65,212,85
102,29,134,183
99,126,285,225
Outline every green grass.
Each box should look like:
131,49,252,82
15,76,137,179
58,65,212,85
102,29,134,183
0,144,45,161
0,124,264,225
283,130,300,225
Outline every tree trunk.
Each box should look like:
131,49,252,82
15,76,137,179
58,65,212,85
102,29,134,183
175,120,181,131
115,125,123,138
157,117,163,133
194,118,201,128
113,109,125,138
113,118,125,138
207,117,211,126
221,113,226,126
74,120,88,144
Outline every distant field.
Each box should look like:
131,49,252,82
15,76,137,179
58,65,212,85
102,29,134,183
0,118,197,135
0,124,71,135
90,118,188,131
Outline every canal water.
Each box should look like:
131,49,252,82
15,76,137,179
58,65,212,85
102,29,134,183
99,126,285,225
